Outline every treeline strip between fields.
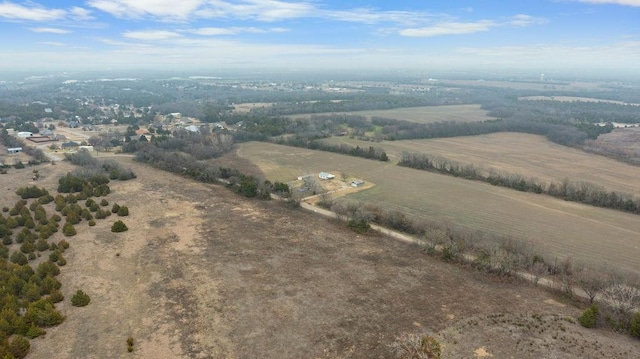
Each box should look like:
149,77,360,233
398,151,640,215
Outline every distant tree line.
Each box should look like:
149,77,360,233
273,135,389,162
369,117,591,146
398,151,640,214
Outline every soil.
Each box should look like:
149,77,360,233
2,158,637,358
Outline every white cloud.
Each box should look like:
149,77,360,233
189,26,288,36
509,14,548,27
195,0,315,21
400,21,496,37
37,41,66,47
0,1,66,21
87,0,205,19
325,8,438,26
70,6,94,21
30,27,71,34
123,30,182,40
575,0,640,6
87,0,313,21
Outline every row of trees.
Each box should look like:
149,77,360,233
273,135,389,162
398,151,640,214
133,146,279,199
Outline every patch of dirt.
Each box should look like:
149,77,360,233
9,157,637,359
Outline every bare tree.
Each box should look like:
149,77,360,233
601,283,640,315
530,261,548,286
575,267,612,303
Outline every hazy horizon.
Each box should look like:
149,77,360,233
0,0,639,74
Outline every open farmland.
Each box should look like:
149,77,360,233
323,133,640,197
288,104,492,123
4,157,637,359
230,142,640,276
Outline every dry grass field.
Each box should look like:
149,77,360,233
288,104,492,123
229,142,640,276
323,133,640,197
2,158,638,358
592,127,640,155
232,102,275,113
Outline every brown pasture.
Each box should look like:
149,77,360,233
3,158,638,358
230,141,640,276
323,132,640,197
288,104,492,123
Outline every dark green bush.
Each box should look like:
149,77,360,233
631,311,640,339
71,290,91,307
579,305,599,328
117,206,129,216
111,220,128,233
8,335,30,359
62,222,76,237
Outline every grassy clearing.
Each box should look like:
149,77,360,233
232,102,275,113
233,141,640,276
322,133,640,197
288,104,492,123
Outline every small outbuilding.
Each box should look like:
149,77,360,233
319,172,335,180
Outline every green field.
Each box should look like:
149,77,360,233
232,141,640,276
322,133,640,197
288,104,492,123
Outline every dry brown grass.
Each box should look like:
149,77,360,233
228,141,640,276
3,157,636,358
323,133,640,197
288,104,492,123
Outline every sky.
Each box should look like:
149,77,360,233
0,0,639,74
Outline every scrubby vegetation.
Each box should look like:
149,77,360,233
71,290,91,307
65,149,135,181
579,305,599,328
389,333,442,359
0,167,135,357
111,220,128,233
